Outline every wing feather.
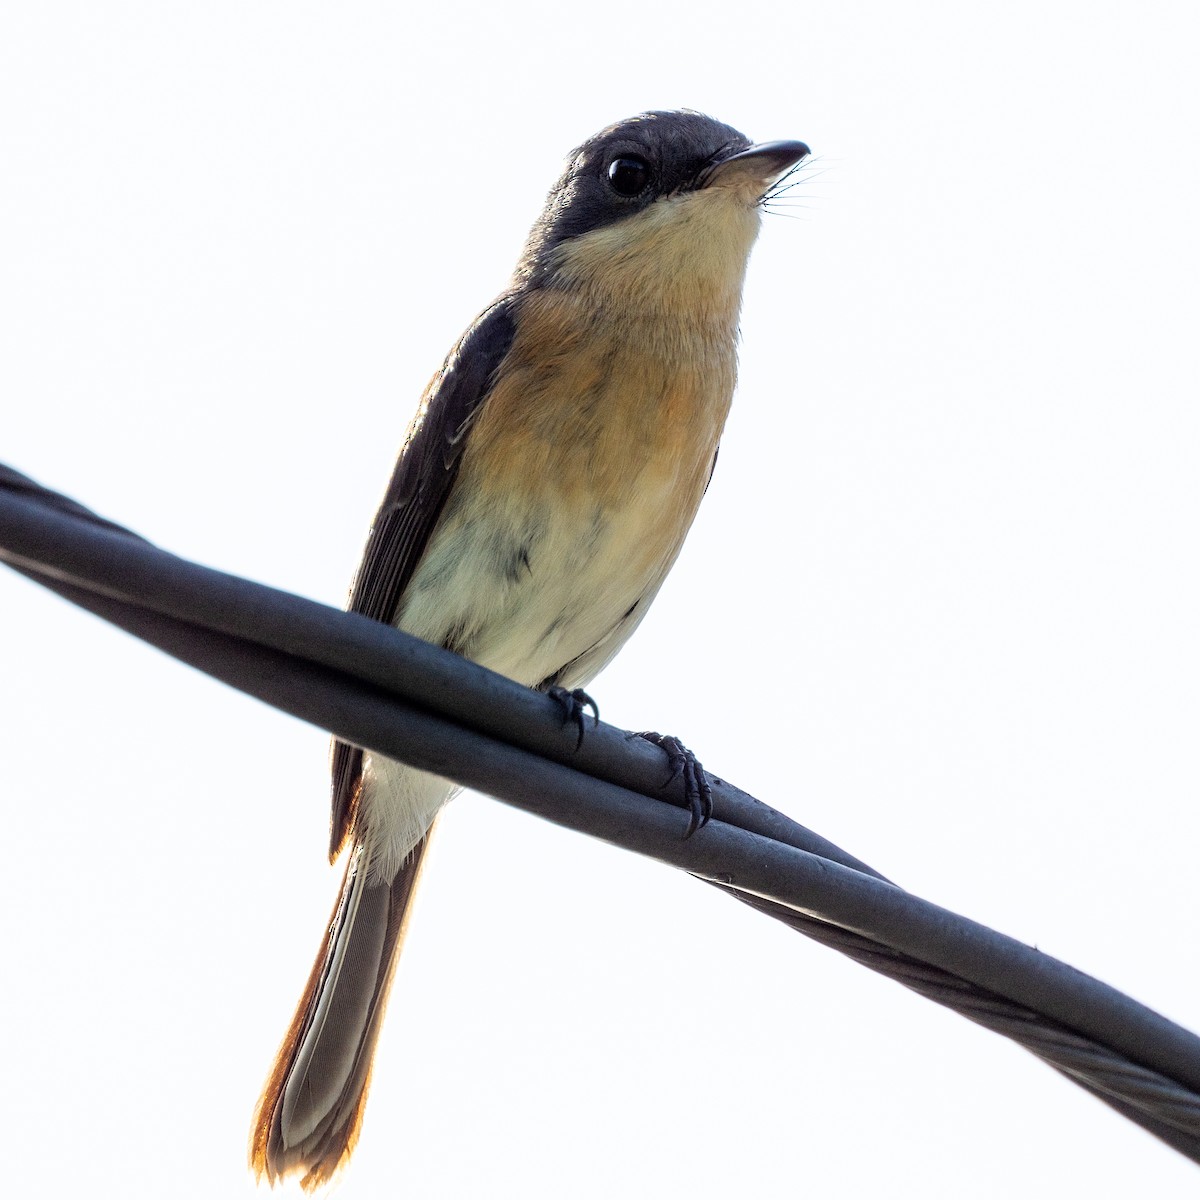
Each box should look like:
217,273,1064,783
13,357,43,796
328,298,518,858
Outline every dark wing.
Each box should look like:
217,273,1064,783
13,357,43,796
328,296,518,859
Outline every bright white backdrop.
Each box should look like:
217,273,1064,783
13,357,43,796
3,4,1198,1197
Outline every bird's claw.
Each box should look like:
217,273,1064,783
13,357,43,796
547,686,600,749
636,731,713,837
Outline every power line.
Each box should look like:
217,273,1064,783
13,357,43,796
2,462,1199,1162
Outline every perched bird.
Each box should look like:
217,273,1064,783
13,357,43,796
250,110,808,1189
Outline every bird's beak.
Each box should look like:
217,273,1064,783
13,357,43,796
704,139,810,188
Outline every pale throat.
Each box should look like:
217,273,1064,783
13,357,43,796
547,188,763,332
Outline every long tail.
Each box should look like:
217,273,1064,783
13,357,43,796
250,833,433,1191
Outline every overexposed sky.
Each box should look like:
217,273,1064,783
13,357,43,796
3,4,1199,1197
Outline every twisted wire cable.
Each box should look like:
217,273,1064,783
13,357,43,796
2,463,1198,1164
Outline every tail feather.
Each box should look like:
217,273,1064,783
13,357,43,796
250,832,433,1191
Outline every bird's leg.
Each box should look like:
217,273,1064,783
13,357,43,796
635,731,713,837
546,686,600,750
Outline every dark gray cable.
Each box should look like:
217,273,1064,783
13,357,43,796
2,464,1199,1164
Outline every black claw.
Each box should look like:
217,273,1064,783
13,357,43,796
637,731,713,837
547,686,599,749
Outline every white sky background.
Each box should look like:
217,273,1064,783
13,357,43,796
2,3,1199,1196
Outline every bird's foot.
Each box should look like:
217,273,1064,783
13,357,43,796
547,686,600,749
636,731,713,837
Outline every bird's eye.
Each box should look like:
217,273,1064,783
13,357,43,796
607,156,651,197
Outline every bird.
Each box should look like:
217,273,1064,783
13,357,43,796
249,109,809,1189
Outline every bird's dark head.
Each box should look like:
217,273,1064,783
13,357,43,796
515,111,809,314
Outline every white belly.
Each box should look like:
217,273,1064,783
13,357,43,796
358,462,703,881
